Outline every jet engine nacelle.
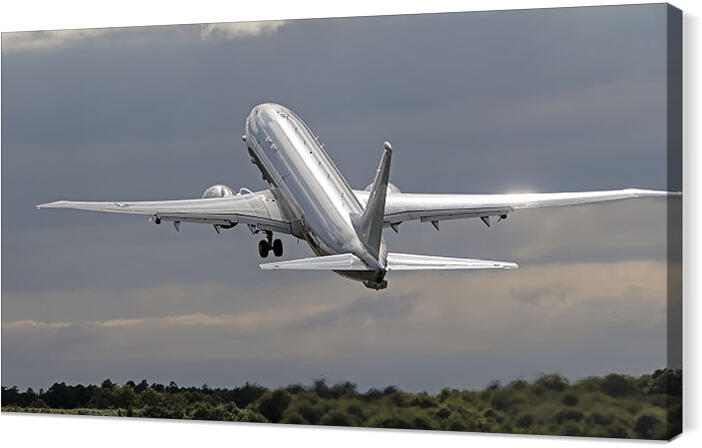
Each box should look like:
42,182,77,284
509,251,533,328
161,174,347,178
364,182,401,194
202,185,254,199
202,184,236,199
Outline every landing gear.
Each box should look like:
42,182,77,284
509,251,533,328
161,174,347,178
258,231,283,258
258,240,270,258
272,238,283,257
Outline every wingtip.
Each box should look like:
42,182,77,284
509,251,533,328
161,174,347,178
36,200,64,210
628,188,681,197
498,261,519,269
655,189,682,198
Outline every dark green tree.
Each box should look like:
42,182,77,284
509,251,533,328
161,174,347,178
256,390,292,423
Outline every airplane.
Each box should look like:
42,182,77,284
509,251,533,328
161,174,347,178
37,103,678,290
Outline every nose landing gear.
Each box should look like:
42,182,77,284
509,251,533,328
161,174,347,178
258,231,283,258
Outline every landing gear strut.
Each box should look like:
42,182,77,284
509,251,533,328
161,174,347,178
258,231,283,258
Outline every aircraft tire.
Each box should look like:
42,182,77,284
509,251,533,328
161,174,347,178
258,240,270,258
272,239,283,257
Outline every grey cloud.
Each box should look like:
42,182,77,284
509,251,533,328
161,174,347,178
198,22,287,40
511,284,571,306
1,29,110,53
3,260,668,390
1,21,287,53
297,294,415,330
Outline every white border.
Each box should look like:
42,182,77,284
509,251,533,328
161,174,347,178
1,1,699,447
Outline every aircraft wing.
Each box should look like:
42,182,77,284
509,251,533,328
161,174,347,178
36,189,293,234
354,188,677,228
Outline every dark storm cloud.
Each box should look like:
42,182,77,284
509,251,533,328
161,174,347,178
1,4,676,390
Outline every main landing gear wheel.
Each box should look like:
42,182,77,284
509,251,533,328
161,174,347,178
272,239,283,257
258,240,270,258
258,232,283,258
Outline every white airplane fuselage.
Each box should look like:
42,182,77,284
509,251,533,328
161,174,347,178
245,103,388,287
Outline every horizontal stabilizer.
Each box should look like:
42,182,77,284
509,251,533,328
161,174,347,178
385,252,518,271
260,253,370,270
261,252,518,271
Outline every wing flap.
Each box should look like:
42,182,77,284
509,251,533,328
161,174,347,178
385,252,518,271
260,253,370,270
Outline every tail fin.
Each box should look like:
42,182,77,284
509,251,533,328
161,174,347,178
353,142,392,259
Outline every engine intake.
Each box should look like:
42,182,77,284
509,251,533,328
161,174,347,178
202,184,235,199
364,182,401,194
202,185,255,199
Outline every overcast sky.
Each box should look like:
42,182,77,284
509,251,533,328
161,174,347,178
1,4,679,392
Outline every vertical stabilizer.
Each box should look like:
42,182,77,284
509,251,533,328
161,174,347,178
354,142,392,259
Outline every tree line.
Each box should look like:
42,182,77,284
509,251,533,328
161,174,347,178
2,369,681,439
